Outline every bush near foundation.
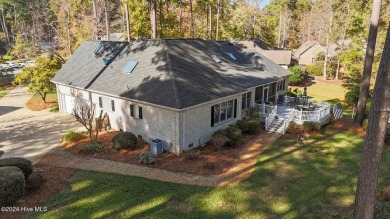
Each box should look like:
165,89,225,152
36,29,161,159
0,166,25,206
0,157,33,178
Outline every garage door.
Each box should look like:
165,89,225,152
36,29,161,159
64,95,75,114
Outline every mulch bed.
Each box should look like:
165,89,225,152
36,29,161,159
61,131,262,175
26,100,57,111
0,165,78,219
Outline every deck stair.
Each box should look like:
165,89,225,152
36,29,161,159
266,117,285,134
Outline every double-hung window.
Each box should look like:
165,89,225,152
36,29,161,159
99,97,115,112
241,92,251,111
212,100,235,126
278,79,286,91
130,104,143,120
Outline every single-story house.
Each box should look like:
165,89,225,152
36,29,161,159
234,39,292,69
292,41,325,65
52,39,291,155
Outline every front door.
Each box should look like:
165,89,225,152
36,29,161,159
263,87,269,103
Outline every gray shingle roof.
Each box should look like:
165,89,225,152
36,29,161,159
293,41,319,58
52,39,290,110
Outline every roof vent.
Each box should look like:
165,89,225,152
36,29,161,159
227,53,237,61
103,57,111,66
123,61,138,74
212,54,222,63
93,45,103,54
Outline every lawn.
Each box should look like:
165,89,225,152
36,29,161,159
26,92,58,111
290,83,354,119
30,128,390,218
0,77,15,99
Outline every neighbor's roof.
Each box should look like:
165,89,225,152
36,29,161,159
293,41,321,58
52,39,289,110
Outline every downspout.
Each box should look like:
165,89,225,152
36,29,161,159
182,109,186,153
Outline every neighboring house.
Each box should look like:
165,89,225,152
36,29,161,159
234,39,292,69
293,41,325,65
100,33,125,41
52,39,290,155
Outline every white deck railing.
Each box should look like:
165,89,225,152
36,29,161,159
265,105,277,128
282,108,295,134
254,103,277,116
296,104,331,124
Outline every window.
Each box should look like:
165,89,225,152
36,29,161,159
93,45,102,54
100,97,114,112
123,61,138,74
130,104,134,117
242,92,251,110
103,57,111,66
278,79,286,91
139,106,143,119
212,54,222,63
211,99,236,126
227,53,237,61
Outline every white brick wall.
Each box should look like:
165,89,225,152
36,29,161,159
181,94,243,152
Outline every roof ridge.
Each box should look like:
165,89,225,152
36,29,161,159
162,40,181,109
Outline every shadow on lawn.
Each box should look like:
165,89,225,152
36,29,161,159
29,129,381,218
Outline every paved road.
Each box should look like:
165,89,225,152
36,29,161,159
0,86,83,164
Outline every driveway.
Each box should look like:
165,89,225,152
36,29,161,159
0,86,84,164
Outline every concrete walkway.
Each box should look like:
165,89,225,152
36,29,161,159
0,86,83,164
39,132,280,187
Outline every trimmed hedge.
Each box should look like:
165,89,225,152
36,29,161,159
210,133,230,151
112,132,138,149
306,65,323,76
0,157,33,178
0,166,25,207
224,126,242,146
237,119,262,134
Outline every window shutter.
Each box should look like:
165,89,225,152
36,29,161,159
99,97,102,108
111,100,115,112
139,106,143,119
211,106,215,127
234,99,237,118
130,104,134,117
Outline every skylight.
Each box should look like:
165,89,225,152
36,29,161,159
227,53,237,61
212,54,222,63
103,57,111,66
93,45,102,54
123,61,138,74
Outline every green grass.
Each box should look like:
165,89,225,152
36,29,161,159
291,83,353,119
31,130,390,218
30,92,57,101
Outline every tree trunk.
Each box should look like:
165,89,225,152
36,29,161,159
150,0,157,39
354,0,382,127
1,4,9,43
179,0,183,37
13,3,17,34
353,23,390,219
66,6,72,56
92,0,98,40
336,2,350,81
323,0,333,80
190,0,194,38
208,3,212,40
104,0,110,40
216,0,220,40
125,2,130,42
159,0,163,38
307,1,313,41
277,8,282,47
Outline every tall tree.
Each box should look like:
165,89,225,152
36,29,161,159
353,22,390,219
354,0,382,127
323,0,334,80
150,0,157,39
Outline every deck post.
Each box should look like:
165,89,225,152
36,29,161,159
300,109,303,123
262,103,265,114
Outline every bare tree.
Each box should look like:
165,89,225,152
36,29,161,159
216,0,220,40
72,101,105,142
323,0,333,80
354,0,382,127
353,23,390,219
150,0,157,39
125,2,130,41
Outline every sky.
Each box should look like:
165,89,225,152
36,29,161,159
260,0,271,8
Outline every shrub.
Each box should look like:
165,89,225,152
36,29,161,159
0,166,25,207
112,132,138,149
49,103,59,112
210,133,230,150
224,125,242,146
246,107,262,119
385,125,390,145
185,150,200,161
26,169,46,191
62,131,85,142
345,86,360,106
306,65,323,76
288,66,304,85
203,162,217,170
139,151,156,165
0,157,33,178
374,202,390,219
79,142,104,154
302,121,320,132
237,119,262,134
286,121,303,135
